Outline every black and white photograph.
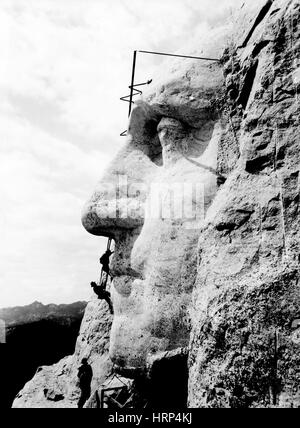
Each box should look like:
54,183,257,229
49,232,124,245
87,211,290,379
0,0,299,414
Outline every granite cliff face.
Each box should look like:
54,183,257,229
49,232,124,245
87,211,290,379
13,0,299,408
188,0,300,408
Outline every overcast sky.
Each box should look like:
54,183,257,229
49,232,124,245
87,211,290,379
0,0,244,308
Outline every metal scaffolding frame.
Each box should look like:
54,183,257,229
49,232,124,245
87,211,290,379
120,49,220,136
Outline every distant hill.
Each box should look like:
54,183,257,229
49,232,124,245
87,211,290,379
0,300,87,408
0,300,86,326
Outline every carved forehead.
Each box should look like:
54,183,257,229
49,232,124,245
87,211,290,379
145,62,223,127
140,26,231,127
129,63,223,134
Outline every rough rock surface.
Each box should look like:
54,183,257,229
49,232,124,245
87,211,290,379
188,0,300,408
13,0,299,408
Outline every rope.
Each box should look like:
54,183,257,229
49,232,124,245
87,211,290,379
120,80,152,137
273,123,287,260
120,80,152,104
181,151,226,181
138,50,220,62
279,178,287,258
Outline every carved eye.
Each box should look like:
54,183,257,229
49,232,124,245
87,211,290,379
156,116,216,160
144,118,158,138
144,119,163,166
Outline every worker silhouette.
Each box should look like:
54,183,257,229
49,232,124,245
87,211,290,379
99,249,114,280
90,281,114,314
77,358,93,408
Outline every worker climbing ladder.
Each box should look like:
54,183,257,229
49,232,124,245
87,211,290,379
99,237,113,288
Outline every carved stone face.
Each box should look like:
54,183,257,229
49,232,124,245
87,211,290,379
82,48,226,373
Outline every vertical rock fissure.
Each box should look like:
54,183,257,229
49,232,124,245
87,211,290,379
238,60,259,110
240,0,274,48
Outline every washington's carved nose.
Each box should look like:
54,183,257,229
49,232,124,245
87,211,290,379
81,103,162,239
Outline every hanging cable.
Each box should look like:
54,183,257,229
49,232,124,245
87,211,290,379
138,49,220,62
